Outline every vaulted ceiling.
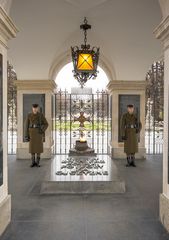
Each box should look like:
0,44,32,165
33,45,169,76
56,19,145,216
7,0,162,81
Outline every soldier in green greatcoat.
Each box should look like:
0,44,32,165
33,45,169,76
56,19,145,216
120,104,142,167
24,104,48,167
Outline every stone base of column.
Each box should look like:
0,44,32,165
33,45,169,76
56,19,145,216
0,195,11,236
111,147,146,159
16,148,52,159
160,193,169,232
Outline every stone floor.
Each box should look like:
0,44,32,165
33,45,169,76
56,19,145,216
1,154,169,240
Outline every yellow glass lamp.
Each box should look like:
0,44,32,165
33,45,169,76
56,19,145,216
77,53,94,71
71,17,100,88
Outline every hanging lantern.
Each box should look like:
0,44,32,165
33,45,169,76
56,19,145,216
71,17,100,88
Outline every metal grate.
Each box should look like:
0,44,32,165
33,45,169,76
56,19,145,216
145,61,164,154
7,62,17,154
52,90,112,155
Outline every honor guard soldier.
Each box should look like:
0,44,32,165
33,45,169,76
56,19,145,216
24,104,48,167
120,104,142,167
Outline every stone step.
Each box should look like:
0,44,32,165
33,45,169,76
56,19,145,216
40,180,125,194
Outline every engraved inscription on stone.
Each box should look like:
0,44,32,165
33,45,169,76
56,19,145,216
56,156,108,176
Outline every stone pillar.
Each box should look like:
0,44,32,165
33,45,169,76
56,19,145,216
0,6,18,236
107,80,146,159
154,14,169,232
14,80,57,159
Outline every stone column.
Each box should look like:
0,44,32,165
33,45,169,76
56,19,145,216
14,80,57,159
107,80,146,159
0,6,18,236
154,14,169,232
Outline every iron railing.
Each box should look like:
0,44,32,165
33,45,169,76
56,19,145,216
7,62,17,154
145,61,164,154
52,90,112,155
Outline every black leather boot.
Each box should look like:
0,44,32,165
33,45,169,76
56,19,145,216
126,156,131,167
36,156,41,167
131,155,136,167
30,154,36,167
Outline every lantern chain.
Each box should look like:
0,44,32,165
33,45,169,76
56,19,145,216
84,18,87,46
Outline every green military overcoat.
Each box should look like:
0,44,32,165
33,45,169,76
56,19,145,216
120,112,142,154
24,112,48,154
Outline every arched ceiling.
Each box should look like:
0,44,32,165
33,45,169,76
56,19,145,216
0,0,12,14
159,0,169,19
7,0,162,81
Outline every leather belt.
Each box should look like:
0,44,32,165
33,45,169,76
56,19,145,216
29,124,40,128
125,124,136,129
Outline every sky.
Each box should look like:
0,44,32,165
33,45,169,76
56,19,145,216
55,62,109,93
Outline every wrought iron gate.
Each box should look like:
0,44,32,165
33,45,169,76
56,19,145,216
7,62,17,154
145,61,164,154
52,90,112,155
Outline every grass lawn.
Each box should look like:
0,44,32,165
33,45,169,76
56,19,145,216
53,120,111,131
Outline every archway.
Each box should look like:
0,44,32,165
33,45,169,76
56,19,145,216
49,50,116,83
55,62,109,93
52,62,112,155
